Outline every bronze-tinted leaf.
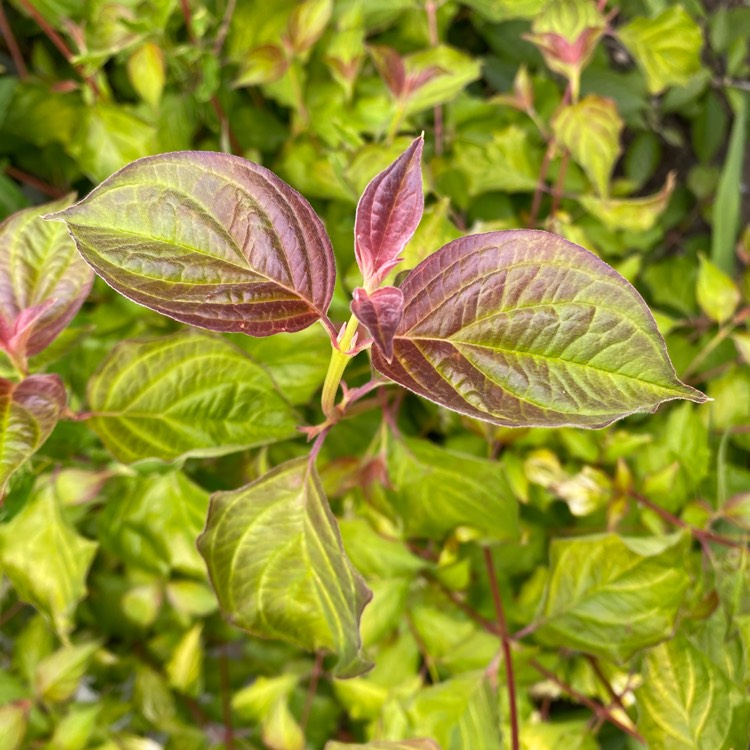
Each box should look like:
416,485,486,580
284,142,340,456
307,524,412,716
351,286,404,361
372,230,706,428
354,135,424,290
49,152,336,337
0,374,66,497
0,198,93,362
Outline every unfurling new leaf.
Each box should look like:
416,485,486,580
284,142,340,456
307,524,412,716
198,458,372,678
351,286,404,361
49,151,336,337
372,230,706,429
354,135,424,289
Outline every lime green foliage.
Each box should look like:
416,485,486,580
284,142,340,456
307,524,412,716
1,1,749,749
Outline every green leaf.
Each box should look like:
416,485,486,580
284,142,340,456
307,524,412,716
553,95,623,198
234,325,330,405
326,741,441,750
0,480,97,636
166,624,203,696
535,533,690,661
696,254,740,324
0,702,28,750
618,7,703,94
66,104,159,183
636,635,750,749
402,46,482,115
461,0,545,22
198,457,372,677
97,470,209,576
34,641,100,703
406,673,501,750
452,127,541,195
127,42,166,108
711,92,747,273
86,331,297,463
0,375,66,497
578,173,675,232
387,437,519,541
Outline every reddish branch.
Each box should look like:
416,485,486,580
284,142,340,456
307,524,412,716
629,490,747,550
484,548,520,750
4,166,67,198
425,0,443,155
17,0,98,95
529,658,644,743
0,1,28,78
300,651,324,734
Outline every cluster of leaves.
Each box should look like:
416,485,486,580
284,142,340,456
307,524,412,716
1,1,750,749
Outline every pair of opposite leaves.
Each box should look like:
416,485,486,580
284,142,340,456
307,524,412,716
50,136,706,428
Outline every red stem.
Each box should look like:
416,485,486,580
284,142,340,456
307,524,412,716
630,490,746,550
219,649,235,750
301,651,324,733
484,547,520,750
180,0,197,43
425,0,443,155
527,141,553,228
529,658,644,743
0,1,28,78
210,95,242,155
5,166,67,198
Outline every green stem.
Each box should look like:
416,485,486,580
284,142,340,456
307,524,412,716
320,314,359,419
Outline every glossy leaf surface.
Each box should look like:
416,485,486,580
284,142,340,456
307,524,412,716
372,230,705,428
535,533,690,661
351,286,404,361
0,374,66,497
86,331,296,463
0,480,97,636
636,635,750,749
51,151,336,336
198,458,372,678
354,135,424,289
0,198,93,359
388,437,519,540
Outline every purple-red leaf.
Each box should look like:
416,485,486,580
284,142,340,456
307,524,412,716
354,135,424,290
351,286,404,362
0,374,66,497
372,230,707,429
48,152,336,337
0,198,93,364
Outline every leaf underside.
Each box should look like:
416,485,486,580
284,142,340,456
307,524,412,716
50,151,336,336
372,230,706,429
198,457,372,678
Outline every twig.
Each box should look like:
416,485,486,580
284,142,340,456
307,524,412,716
301,651,324,733
426,572,500,635
213,0,236,56
4,166,67,198
484,547,519,750
529,658,644,743
219,648,235,750
0,600,25,628
550,150,569,218
17,0,98,95
527,141,553,228
425,0,443,155
180,0,197,43
629,490,746,550
586,655,628,714
0,1,28,78
210,95,242,155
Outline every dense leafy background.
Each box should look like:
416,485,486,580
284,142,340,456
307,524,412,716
1,0,750,748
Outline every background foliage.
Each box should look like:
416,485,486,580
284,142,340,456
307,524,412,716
1,0,750,748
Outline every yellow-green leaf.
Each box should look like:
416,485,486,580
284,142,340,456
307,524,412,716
696,254,741,324
618,7,703,94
